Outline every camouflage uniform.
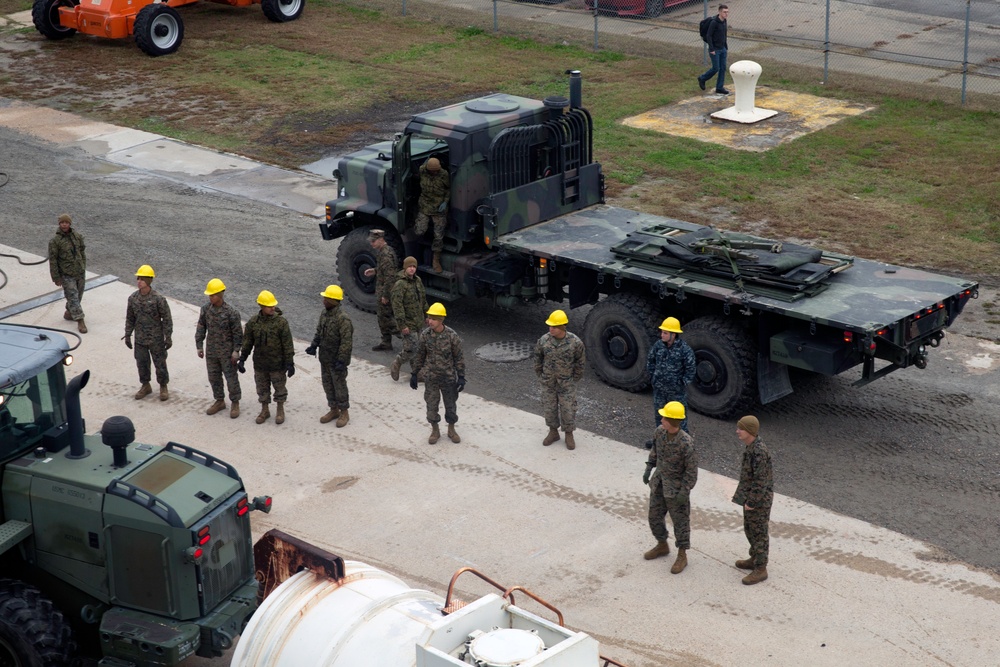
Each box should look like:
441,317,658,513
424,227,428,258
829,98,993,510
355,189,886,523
647,427,698,549
240,308,294,405
48,227,87,322
533,331,586,432
310,304,353,410
413,325,465,425
125,289,173,386
646,337,697,432
195,301,242,402
390,270,427,374
414,164,450,253
733,436,774,567
374,243,400,345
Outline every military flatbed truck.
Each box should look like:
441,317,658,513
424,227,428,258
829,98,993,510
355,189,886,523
0,323,271,666
321,71,978,418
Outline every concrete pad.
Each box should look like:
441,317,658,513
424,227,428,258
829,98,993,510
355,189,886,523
3,10,32,28
0,102,131,146
209,164,338,218
3,242,998,666
103,138,261,181
623,88,874,151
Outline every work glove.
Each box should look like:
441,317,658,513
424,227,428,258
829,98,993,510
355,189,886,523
305,345,317,356
123,335,132,350
334,360,346,372
456,375,466,392
675,491,690,504
409,373,419,390
437,201,447,213
286,363,295,378
237,360,246,374
164,337,172,351
642,465,654,486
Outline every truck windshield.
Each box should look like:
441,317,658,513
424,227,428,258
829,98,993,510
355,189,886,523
0,366,66,460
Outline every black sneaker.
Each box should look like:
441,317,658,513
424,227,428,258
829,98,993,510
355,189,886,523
698,77,705,91
716,87,731,95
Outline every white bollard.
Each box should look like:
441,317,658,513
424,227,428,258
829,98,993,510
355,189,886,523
711,60,778,123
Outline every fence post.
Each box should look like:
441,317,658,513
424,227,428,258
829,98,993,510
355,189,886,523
402,0,406,17
593,0,599,50
703,0,708,65
494,0,498,32
823,0,830,85
961,0,971,105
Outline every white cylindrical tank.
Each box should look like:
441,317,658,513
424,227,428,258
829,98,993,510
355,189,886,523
231,561,445,667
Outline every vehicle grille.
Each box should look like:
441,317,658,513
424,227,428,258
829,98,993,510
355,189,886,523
199,500,253,614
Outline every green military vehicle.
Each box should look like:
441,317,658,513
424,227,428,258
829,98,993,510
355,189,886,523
321,70,978,418
0,323,270,666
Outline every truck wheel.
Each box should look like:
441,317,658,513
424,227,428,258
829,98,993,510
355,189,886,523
335,224,403,313
683,316,757,419
31,0,77,40
134,3,184,57
0,579,76,667
583,293,660,392
262,0,304,22
643,0,662,18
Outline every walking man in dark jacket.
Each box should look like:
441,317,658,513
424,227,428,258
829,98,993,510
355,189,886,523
733,415,773,585
697,4,730,94
306,285,354,428
48,213,88,333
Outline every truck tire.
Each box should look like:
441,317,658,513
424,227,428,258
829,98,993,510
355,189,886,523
134,3,184,57
683,316,757,419
0,579,76,667
31,0,77,40
262,0,304,22
335,224,404,313
583,293,660,392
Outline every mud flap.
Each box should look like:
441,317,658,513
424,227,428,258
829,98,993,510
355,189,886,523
757,353,792,404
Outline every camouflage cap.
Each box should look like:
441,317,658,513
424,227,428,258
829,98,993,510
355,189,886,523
737,415,759,436
403,256,418,269
368,229,385,242
58,213,72,224
426,157,441,172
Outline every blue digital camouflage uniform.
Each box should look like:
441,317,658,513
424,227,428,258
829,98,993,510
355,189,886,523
310,304,353,410
732,436,774,567
646,337,697,432
647,426,698,549
240,308,294,405
125,289,172,386
413,325,465,425
533,331,586,432
195,301,242,402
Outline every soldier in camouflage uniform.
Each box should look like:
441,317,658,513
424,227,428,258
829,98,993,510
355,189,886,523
642,401,698,574
414,157,450,273
645,317,697,440
239,290,295,425
196,278,242,419
124,265,173,401
389,257,427,382
47,213,88,333
533,310,586,450
733,415,773,585
305,285,354,428
410,303,465,444
363,229,399,351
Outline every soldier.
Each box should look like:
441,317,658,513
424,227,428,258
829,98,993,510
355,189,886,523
47,213,88,333
645,317,697,443
195,278,242,419
124,265,173,401
414,157,450,273
733,415,773,585
642,401,698,574
362,229,399,351
410,303,465,445
238,290,294,425
305,285,353,428
532,310,586,450
389,257,427,382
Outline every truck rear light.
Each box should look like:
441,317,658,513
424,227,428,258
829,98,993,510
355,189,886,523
252,496,273,513
184,546,204,564
237,496,249,517
198,526,211,545
842,331,853,343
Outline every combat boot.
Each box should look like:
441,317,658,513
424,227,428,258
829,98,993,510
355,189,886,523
206,400,226,416
564,431,576,450
643,541,670,560
735,558,754,570
542,428,560,446
134,383,152,400
390,357,402,381
159,384,169,401
428,423,440,445
77,319,87,334
671,549,688,574
447,423,460,443
230,401,240,419
336,409,350,428
432,252,443,273
255,404,271,424
275,401,285,425
371,340,393,352
63,309,73,321
320,408,340,424
742,566,768,585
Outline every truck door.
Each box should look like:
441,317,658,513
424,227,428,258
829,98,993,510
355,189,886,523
392,133,412,228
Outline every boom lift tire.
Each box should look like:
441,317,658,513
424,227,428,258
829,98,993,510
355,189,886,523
261,0,304,22
583,293,660,392
683,316,757,419
31,0,77,40
0,579,76,667
335,224,405,313
134,3,184,57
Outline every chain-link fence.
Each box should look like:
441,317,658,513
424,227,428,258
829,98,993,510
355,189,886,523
384,0,999,106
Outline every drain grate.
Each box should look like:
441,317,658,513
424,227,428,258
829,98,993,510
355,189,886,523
475,341,533,363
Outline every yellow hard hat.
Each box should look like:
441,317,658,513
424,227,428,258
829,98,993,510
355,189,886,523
659,317,682,333
545,309,568,327
321,284,344,300
426,302,447,318
257,290,278,307
204,278,226,295
135,265,155,278
658,401,686,420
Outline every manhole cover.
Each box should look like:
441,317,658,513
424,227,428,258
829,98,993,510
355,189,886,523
475,341,533,363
